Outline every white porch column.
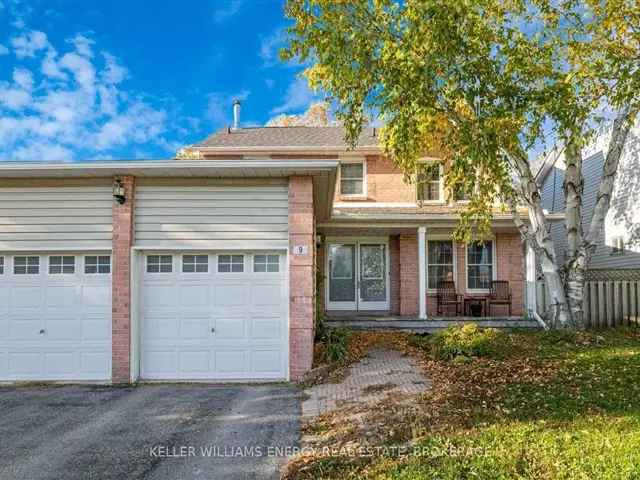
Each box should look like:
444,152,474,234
418,226,427,319
525,242,537,315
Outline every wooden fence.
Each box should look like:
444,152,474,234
536,280,640,328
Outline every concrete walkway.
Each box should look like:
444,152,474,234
302,348,430,417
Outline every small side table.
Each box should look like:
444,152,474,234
464,297,486,317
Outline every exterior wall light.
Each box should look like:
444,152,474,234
113,178,126,204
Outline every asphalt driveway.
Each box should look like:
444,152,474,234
0,384,301,480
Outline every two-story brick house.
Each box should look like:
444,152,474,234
0,124,534,385
193,125,528,319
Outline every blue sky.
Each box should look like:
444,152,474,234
0,0,317,161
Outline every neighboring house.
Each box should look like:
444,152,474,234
537,120,640,274
0,112,544,385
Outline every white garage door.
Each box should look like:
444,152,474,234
140,252,288,381
0,254,112,381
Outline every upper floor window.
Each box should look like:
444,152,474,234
417,163,443,202
14,256,39,275
340,161,365,196
467,241,494,290
0,256,3,275
611,236,625,255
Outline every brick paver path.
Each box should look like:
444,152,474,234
302,348,430,417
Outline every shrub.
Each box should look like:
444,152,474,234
429,324,505,360
321,327,351,364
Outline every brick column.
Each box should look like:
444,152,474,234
288,176,315,381
496,232,525,316
112,176,135,384
399,233,419,316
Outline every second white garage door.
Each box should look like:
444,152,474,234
140,252,288,381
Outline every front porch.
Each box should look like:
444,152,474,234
324,312,540,332
317,223,533,323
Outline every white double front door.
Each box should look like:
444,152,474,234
326,240,390,311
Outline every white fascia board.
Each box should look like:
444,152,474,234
0,159,339,178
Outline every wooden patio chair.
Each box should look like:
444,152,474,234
436,281,462,316
488,280,512,316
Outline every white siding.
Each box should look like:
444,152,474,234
0,182,113,251
134,179,289,250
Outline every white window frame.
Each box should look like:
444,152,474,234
84,255,112,275
426,238,457,293
146,254,173,274
253,254,280,273
217,254,245,273
13,255,40,275
417,159,444,204
465,240,497,293
182,254,209,273
48,255,76,275
339,158,367,198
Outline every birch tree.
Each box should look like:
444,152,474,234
284,0,639,329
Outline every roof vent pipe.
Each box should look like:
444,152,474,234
232,99,241,130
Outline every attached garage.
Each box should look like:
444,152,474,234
0,180,113,381
139,252,287,380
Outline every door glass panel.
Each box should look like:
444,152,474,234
329,244,356,302
359,244,386,302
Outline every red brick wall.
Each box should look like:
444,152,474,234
111,176,135,384
288,176,315,381
397,233,524,317
495,232,525,316
399,234,419,316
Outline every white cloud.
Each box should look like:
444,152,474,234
11,30,49,58
259,29,287,67
0,30,187,160
0,44,9,56
270,77,318,115
101,52,128,84
206,90,250,127
213,0,243,23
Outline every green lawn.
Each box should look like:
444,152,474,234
288,329,640,480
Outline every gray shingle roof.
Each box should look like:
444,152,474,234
194,126,380,149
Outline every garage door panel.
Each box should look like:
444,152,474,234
82,285,111,307
251,284,284,307
7,317,41,340
252,350,283,374
143,350,178,377
179,284,211,306
251,317,283,339
214,349,247,374
214,284,249,307
45,285,79,307
82,316,111,341
11,286,43,308
179,350,211,374
143,283,177,308
180,317,212,340
44,352,76,375
80,352,111,375
213,317,247,339
44,317,82,341
144,315,180,340
0,287,9,313
8,352,42,375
